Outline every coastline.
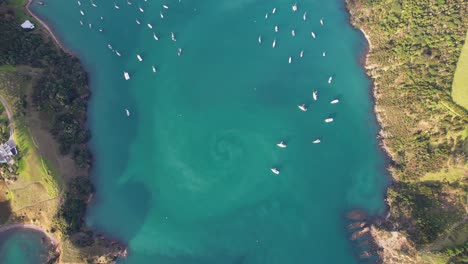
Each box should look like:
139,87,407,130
344,1,395,261
0,224,59,246
0,224,60,263
345,0,468,263
25,0,70,53
358,26,395,163
0,0,129,262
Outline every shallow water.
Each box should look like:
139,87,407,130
31,0,388,263
0,229,47,263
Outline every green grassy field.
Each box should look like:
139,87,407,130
14,122,60,197
0,66,60,198
452,31,468,110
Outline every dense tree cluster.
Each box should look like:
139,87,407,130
54,177,94,236
0,11,92,168
0,2,96,246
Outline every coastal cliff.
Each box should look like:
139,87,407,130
346,0,467,263
0,0,126,262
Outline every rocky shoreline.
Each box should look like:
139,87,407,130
344,0,396,262
345,0,468,263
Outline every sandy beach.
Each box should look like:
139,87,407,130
0,223,59,245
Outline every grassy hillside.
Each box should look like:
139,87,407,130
452,31,468,110
347,0,467,263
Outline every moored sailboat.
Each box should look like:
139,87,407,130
271,168,280,175
277,141,287,148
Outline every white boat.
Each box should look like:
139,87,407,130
160,11,164,18
127,0,132,5
107,44,113,50
99,29,103,32
147,23,153,29
330,99,339,104
125,109,130,116
139,6,144,12
136,19,140,24
100,16,104,20
298,104,307,111
313,139,321,144
292,3,297,12
162,4,169,9
311,32,316,39
79,20,83,26
153,33,159,40
171,32,176,41
328,76,333,84
320,18,324,26
80,10,85,16
323,51,326,57
258,35,262,44
177,48,182,56
77,0,81,6
152,66,157,73
137,54,143,61
272,7,276,14
265,13,268,19
277,141,287,148
291,30,295,36
91,1,97,7
303,12,307,21
115,50,121,56
288,57,292,64
313,91,318,101
124,72,130,80
88,23,92,28
271,168,280,175
114,2,120,9
300,50,304,58
274,25,278,32
325,118,334,123
272,39,276,48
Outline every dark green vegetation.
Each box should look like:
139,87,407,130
54,177,94,235
0,1,124,262
348,0,467,261
0,1,91,167
0,104,9,143
0,0,91,233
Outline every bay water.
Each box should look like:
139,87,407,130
0,229,48,263
30,0,388,263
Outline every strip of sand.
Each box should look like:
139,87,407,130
0,223,59,245
26,0,70,54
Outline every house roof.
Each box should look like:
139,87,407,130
21,20,35,29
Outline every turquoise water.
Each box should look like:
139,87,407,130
0,229,47,263
32,0,388,263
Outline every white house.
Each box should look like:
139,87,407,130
20,20,35,29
